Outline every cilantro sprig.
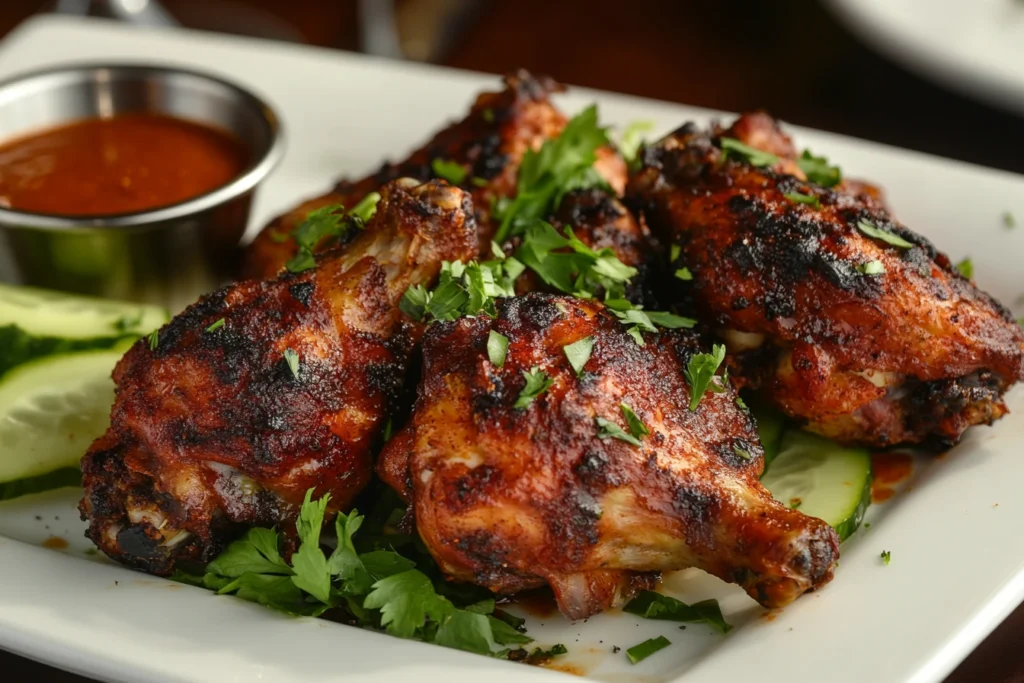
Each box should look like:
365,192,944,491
174,490,564,661
286,193,381,273
494,105,610,242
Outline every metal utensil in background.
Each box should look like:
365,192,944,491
54,0,179,27
0,64,284,311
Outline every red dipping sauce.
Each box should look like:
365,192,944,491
0,113,248,216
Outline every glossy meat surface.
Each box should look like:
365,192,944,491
379,294,838,619
80,179,477,573
629,114,1024,447
243,71,626,279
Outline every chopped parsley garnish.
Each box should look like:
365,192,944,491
720,137,779,167
618,120,654,168
733,445,752,460
471,177,489,187
400,259,519,323
1004,211,1016,229
515,221,637,299
173,490,560,660
670,244,681,262
857,260,885,276
487,330,509,368
283,348,300,380
563,336,595,376
205,318,226,333
623,590,732,634
147,330,159,351
514,367,553,409
620,402,650,441
857,220,913,249
431,158,468,185
625,636,671,664
494,105,610,242
674,267,693,281
881,550,891,565
607,300,696,346
684,344,727,411
796,149,842,187
286,194,381,273
955,258,974,279
783,191,821,209
596,416,643,447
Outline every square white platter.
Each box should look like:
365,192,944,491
1,14,1024,683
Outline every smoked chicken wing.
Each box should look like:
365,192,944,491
243,71,626,279
628,114,1024,447
378,293,838,619
80,179,477,573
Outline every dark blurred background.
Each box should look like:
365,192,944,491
0,1,1022,681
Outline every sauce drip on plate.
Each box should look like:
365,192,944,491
0,113,247,216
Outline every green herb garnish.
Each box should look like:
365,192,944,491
515,221,637,299
783,191,821,209
796,149,842,187
563,336,595,376
431,158,468,185
400,259,519,323
857,220,913,249
514,367,553,409
596,416,643,447
955,258,974,279
857,260,885,275
283,348,300,380
674,267,693,281
147,330,159,351
205,318,226,333
620,402,650,441
623,590,732,634
1004,212,1016,229
626,636,671,664
720,137,779,167
487,330,509,368
618,120,654,168
285,194,381,273
881,550,891,565
684,344,727,411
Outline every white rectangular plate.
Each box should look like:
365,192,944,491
2,15,1024,683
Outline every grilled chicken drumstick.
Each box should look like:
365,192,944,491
243,71,626,279
80,179,477,573
628,113,1024,448
378,293,839,620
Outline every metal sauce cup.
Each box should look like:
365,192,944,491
0,64,284,311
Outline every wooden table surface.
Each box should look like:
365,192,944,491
2,0,1023,680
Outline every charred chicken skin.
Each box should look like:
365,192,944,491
628,113,1024,447
243,71,626,279
80,179,477,574
378,293,839,619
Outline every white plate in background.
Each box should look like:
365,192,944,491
1,14,1024,683
825,0,1024,116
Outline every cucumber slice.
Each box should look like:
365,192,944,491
746,397,786,467
0,346,128,500
0,282,167,340
760,430,872,541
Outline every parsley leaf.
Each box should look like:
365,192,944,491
684,344,727,411
783,191,821,209
610,303,696,346
205,318,225,333
857,260,885,275
955,258,974,279
563,336,595,376
623,590,732,634
515,221,637,300
285,194,381,273
147,330,159,351
283,348,300,380
400,259,518,323
626,636,671,664
618,120,654,168
674,267,693,281
494,105,610,242
206,528,292,577
796,149,842,187
670,244,681,262
289,490,332,603
596,416,643,446
857,220,913,249
720,137,779,167
515,367,553,409
620,403,650,441
431,158,468,185
487,330,509,367
363,569,439,638
881,550,891,565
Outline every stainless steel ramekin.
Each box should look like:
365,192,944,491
0,63,284,310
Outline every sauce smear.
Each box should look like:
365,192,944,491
871,452,914,503
0,113,247,216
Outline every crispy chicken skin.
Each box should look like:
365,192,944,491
628,114,1024,447
243,71,627,279
378,293,839,619
80,179,477,574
